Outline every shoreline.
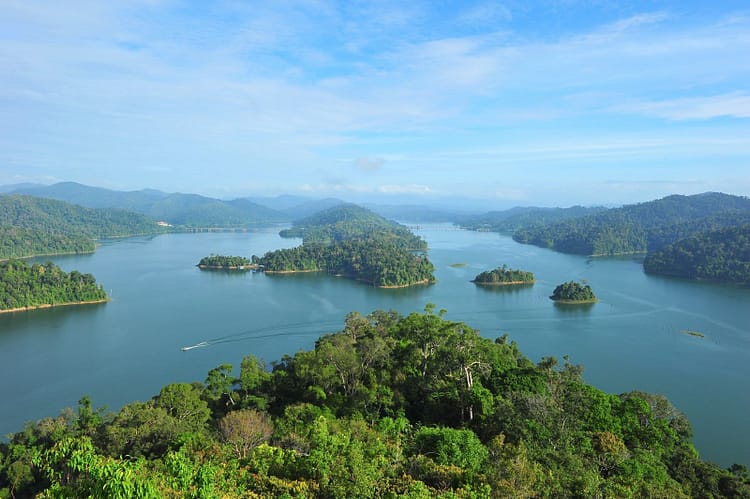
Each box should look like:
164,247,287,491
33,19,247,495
472,280,535,286
376,278,433,289
263,268,433,288
263,269,323,274
550,298,598,305
197,264,257,270
0,298,110,315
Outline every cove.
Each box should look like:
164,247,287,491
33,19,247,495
0,226,748,466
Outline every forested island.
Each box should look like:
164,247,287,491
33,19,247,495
1,308,747,497
644,224,750,285
255,204,435,288
0,195,166,259
550,281,598,304
197,255,253,270
0,260,108,313
472,265,535,285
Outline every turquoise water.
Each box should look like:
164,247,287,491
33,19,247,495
0,226,748,466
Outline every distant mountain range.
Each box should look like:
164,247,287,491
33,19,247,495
5,182,474,224
9,182,289,227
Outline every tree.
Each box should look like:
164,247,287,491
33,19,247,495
218,409,273,459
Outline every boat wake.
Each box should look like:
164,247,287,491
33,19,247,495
180,341,209,351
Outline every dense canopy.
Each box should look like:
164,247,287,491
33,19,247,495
0,260,108,311
1,308,746,497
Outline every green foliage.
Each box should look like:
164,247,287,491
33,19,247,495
1,309,746,498
644,224,750,284
256,204,435,287
472,264,535,284
0,194,165,259
514,192,750,256
0,260,108,311
197,254,251,268
550,281,597,303
280,203,426,250
458,205,606,233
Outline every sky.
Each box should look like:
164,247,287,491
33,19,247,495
1,1,749,207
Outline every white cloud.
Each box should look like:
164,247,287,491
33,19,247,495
619,93,750,120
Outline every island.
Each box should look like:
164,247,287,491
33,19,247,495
472,265,535,285
197,255,254,270
549,280,597,304
0,260,109,313
254,204,435,288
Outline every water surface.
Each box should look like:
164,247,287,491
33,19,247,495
1,226,748,466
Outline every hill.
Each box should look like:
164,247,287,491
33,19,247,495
1,308,746,497
644,224,750,284
458,205,606,232
256,204,434,287
513,193,750,256
10,182,289,227
0,195,164,259
279,203,426,250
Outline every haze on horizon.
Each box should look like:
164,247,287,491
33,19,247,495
1,1,749,207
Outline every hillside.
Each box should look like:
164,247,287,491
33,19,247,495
513,193,750,256
279,203,426,250
0,195,164,259
257,204,434,287
644,224,750,284
10,182,289,227
1,309,746,497
458,205,606,232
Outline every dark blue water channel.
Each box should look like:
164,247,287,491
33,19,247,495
1,226,748,466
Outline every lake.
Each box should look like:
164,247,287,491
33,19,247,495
1,226,748,466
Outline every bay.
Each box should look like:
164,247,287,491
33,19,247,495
0,226,748,466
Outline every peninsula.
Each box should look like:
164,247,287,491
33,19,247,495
0,260,109,313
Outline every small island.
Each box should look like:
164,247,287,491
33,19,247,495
197,255,254,270
472,265,535,285
549,280,597,304
0,260,109,313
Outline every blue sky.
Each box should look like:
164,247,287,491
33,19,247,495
1,1,749,207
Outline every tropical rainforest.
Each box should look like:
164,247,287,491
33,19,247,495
550,281,597,303
1,308,747,498
644,224,750,285
0,260,108,311
0,195,164,260
512,193,750,257
255,205,435,287
472,265,535,285
197,255,252,269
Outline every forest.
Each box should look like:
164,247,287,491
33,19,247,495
458,206,605,233
549,281,597,303
512,193,750,257
197,255,252,269
644,224,750,285
472,265,535,285
0,260,108,311
280,203,427,250
0,195,165,259
256,205,435,287
1,308,747,498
